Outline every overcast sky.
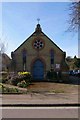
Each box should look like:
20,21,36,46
1,2,78,58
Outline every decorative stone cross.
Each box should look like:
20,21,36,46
37,18,40,24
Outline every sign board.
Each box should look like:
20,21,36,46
56,64,60,69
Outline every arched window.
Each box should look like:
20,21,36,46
11,52,16,71
22,49,27,71
50,49,54,64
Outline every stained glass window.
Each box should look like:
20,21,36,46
33,39,44,50
50,50,54,64
22,49,27,71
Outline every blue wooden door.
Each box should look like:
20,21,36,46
33,60,44,80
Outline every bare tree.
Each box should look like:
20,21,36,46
68,1,80,32
0,38,7,54
0,42,5,54
66,56,72,62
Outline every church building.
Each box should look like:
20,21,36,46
11,23,68,80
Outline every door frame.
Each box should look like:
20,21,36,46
31,57,46,80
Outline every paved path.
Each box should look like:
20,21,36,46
1,93,78,105
2,107,79,118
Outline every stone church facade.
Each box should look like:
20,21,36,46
11,24,68,80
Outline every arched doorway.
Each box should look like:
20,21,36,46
32,59,44,80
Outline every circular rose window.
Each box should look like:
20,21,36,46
33,39,44,50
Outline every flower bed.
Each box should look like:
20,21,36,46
10,71,32,88
0,83,28,94
0,83,23,94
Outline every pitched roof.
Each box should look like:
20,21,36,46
2,53,11,64
14,24,64,53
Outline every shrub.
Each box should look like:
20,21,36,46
18,71,32,82
57,71,62,79
0,78,2,83
77,73,80,77
0,83,3,93
47,71,57,80
1,84,19,93
17,80,29,88
18,71,30,75
11,72,31,86
18,71,32,81
8,88,19,93
2,78,8,83
3,87,19,93
0,83,27,94
53,71,57,79
11,75,24,85
17,80,26,88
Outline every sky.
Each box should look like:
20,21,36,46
1,2,78,58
